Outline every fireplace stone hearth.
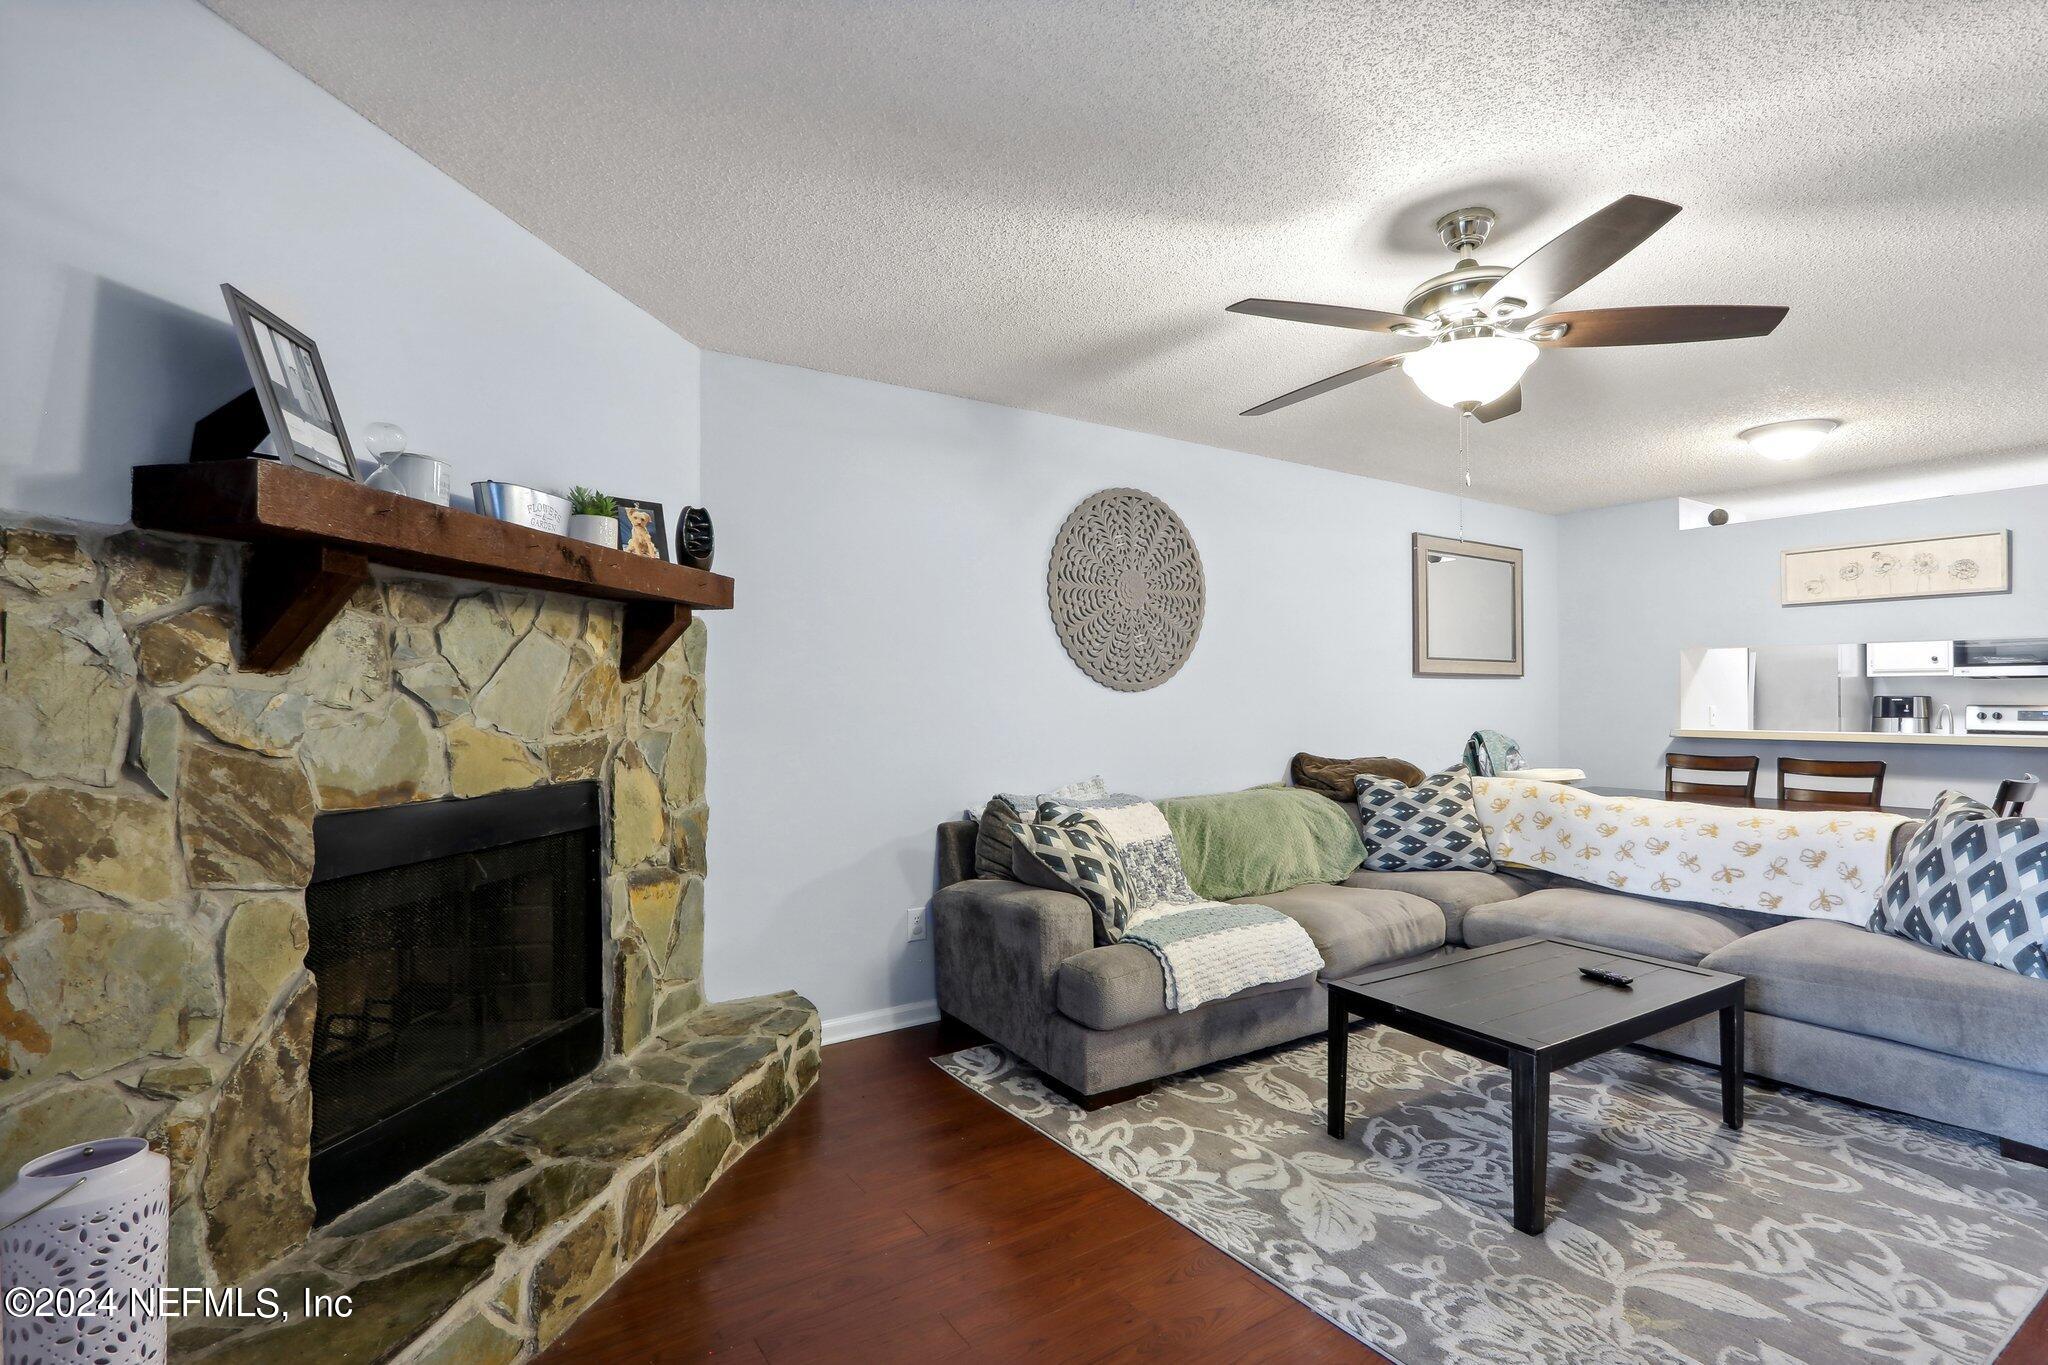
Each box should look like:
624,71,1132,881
174,992,816,1361
0,518,810,1361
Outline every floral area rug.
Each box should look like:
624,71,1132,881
936,1030,2048,1364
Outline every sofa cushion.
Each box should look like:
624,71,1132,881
1701,919,2048,1076
1157,785,1365,902
1007,805,1136,942
1356,770,1495,872
974,776,1108,877
1342,868,1525,943
1043,793,1201,910
1055,945,1310,1031
1461,885,1751,965
1226,882,1446,978
1869,790,2047,979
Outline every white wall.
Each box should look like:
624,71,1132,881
1558,486,2048,808
0,0,700,526
700,353,1561,1035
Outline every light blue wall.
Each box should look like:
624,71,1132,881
699,353,1562,1032
1558,487,2048,808
0,0,700,526
15,0,2035,1042
0,0,1568,1042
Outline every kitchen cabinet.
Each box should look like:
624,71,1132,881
1866,640,1954,677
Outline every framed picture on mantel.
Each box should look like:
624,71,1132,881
220,285,357,480
1780,530,2010,606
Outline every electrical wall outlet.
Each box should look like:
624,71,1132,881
906,907,928,942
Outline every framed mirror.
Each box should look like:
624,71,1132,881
1412,534,1524,677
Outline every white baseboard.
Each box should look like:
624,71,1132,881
822,998,939,1046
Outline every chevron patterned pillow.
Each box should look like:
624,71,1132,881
1870,789,2047,979
1038,793,1199,911
1355,769,1495,872
1006,805,1136,941
974,775,1109,877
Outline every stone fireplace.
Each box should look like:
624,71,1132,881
0,521,817,1361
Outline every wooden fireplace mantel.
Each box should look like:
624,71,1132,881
132,460,733,680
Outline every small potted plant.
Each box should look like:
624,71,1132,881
567,487,619,549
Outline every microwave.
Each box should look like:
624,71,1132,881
1955,639,2048,678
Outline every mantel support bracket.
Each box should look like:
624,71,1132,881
619,602,692,683
240,543,371,672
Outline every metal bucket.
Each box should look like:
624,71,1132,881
472,481,571,535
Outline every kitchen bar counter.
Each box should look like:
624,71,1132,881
1587,786,1927,817
1671,729,2048,750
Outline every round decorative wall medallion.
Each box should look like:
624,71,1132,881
1046,488,1205,692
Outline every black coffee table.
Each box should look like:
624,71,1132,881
1327,936,1746,1235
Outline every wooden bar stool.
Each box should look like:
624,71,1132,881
1778,758,1886,810
1664,753,1760,805
1995,777,2037,816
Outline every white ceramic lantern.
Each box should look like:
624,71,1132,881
0,1137,170,1365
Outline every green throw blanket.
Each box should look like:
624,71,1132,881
1160,785,1366,902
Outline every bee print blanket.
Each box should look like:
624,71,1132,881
1471,779,1910,925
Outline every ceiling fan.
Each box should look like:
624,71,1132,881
1227,196,1787,422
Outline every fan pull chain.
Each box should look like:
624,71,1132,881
1457,408,1473,539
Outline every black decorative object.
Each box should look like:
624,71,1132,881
188,389,269,465
677,505,714,569
615,496,668,560
199,285,357,479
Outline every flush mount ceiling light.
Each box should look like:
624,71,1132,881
1739,418,1840,460
1224,195,1788,423
1401,331,1539,409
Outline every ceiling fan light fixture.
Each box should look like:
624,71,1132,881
1402,334,1539,409
1224,196,1785,421
1739,418,1839,461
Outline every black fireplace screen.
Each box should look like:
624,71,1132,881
306,782,603,1221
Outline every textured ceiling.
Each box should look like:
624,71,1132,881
202,0,2048,512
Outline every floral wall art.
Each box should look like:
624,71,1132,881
1779,529,2009,605
1046,488,1206,691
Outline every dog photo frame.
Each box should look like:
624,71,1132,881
614,498,669,560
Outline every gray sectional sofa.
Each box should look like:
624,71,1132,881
931,815,2048,1158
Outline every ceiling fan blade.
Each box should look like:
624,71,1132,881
1481,195,1681,317
1240,355,1405,416
1226,298,1421,334
1474,384,1522,422
1532,305,1788,347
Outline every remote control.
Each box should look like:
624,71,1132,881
1579,966,1634,988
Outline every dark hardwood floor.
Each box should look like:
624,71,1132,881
542,1024,1368,1362
544,1023,2048,1364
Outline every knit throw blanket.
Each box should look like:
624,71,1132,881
1471,778,1909,926
1125,900,1325,1013
1046,795,1323,1013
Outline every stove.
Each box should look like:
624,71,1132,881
1961,704,2048,736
